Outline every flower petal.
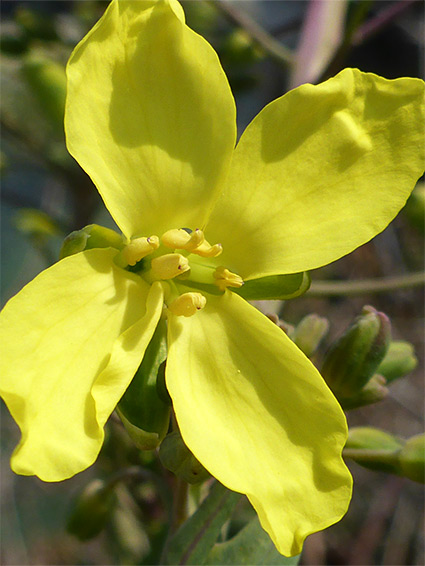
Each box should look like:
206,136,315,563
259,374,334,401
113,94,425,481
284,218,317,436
166,291,352,556
206,69,425,279
0,249,163,481
65,0,236,239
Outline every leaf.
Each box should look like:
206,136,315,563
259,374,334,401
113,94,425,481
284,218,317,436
164,481,241,565
205,516,301,565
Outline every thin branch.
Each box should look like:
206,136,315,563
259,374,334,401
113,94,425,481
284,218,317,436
352,0,420,46
307,272,425,297
211,0,294,67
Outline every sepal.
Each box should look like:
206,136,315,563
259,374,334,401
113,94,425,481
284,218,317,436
59,224,124,259
234,272,310,300
159,430,210,484
117,320,170,450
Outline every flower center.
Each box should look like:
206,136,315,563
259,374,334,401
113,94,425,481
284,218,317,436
120,228,244,317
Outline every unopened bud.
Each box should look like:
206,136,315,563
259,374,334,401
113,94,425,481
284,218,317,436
344,427,403,474
398,434,425,484
377,341,417,383
341,374,388,411
159,431,210,484
67,479,115,540
321,306,391,401
22,55,65,137
292,314,329,357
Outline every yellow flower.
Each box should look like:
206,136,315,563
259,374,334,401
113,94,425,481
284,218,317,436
0,0,424,557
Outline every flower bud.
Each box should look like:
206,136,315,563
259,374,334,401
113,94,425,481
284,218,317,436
21,55,66,137
341,374,388,411
59,224,124,259
67,479,116,540
344,427,403,474
398,434,425,484
292,314,329,358
321,306,391,401
377,341,417,383
159,430,210,484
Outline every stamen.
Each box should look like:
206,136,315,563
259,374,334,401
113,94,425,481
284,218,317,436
213,266,244,291
192,241,223,258
150,254,190,280
122,235,159,266
168,292,207,317
161,228,205,251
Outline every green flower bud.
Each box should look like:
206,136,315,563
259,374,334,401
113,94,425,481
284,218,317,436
344,427,403,474
159,431,210,484
59,224,124,259
398,434,425,484
67,479,116,540
292,314,329,358
377,341,417,383
21,55,66,137
341,374,388,411
321,306,391,401
117,320,170,450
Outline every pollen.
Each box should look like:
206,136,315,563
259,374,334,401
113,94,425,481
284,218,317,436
168,292,207,317
214,266,244,291
150,253,190,280
122,235,159,266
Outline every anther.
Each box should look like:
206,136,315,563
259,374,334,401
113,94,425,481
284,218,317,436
168,292,207,317
213,266,244,291
161,228,205,251
122,235,159,266
192,241,223,258
150,254,190,280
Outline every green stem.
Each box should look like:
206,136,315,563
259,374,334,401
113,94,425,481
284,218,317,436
307,271,425,297
211,0,294,67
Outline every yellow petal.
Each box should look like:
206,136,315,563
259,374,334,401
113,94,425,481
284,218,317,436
206,69,425,279
65,0,236,239
0,249,163,481
166,291,352,556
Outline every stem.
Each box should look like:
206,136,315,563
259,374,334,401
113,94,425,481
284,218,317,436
352,0,419,46
211,0,294,67
159,476,189,564
307,272,425,297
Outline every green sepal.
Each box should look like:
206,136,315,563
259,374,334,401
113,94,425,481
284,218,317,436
117,319,170,450
339,374,388,411
205,516,301,565
377,340,417,383
163,481,241,565
59,224,124,259
234,272,310,301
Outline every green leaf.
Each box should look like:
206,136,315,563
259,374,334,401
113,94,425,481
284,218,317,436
205,516,301,565
234,272,310,300
117,319,170,450
164,481,241,565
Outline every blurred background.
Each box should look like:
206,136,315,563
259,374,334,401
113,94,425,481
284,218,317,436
1,1,424,564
